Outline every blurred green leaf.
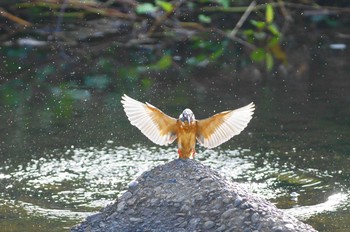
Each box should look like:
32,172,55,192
0,86,19,106
243,29,255,36
198,14,212,24
136,3,158,14
141,78,153,89
97,58,113,71
194,39,211,49
186,54,208,66
250,48,265,62
265,52,274,71
155,0,173,12
55,94,74,118
268,24,280,36
218,0,230,8
119,67,140,81
210,42,228,60
244,29,255,43
250,20,266,29
267,36,280,47
266,4,274,23
153,55,172,70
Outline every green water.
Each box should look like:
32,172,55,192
1,77,350,231
1,45,350,231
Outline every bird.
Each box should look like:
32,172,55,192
121,94,255,159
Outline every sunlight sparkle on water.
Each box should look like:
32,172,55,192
285,193,348,219
1,143,347,222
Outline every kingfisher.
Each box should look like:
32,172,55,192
121,94,255,159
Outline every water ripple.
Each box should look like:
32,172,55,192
0,143,347,222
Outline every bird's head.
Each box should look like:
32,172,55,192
179,108,195,124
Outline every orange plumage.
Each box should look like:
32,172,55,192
121,94,255,159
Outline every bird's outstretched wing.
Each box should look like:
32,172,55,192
196,102,255,148
121,94,178,146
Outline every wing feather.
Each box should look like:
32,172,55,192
121,94,177,146
196,102,255,148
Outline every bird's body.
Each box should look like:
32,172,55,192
176,120,197,159
121,94,255,159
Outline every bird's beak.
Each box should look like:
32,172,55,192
187,115,192,123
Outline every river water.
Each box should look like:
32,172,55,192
1,36,350,231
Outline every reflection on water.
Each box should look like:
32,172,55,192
1,81,350,232
286,193,348,219
1,141,348,231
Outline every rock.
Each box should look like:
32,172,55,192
216,224,226,231
116,201,125,212
128,180,138,189
188,217,201,230
251,212,260,223
272,226,284,232
71,159,317,232
234,196,243,207
285,223,296,230
222,208,235,219
129,217,142,223
85,213,102,225
179,221,188,228
203,220,215,229
122,191,132,200
126,197,136,206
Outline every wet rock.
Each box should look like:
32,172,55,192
71,159,317,232
128,180,138,189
